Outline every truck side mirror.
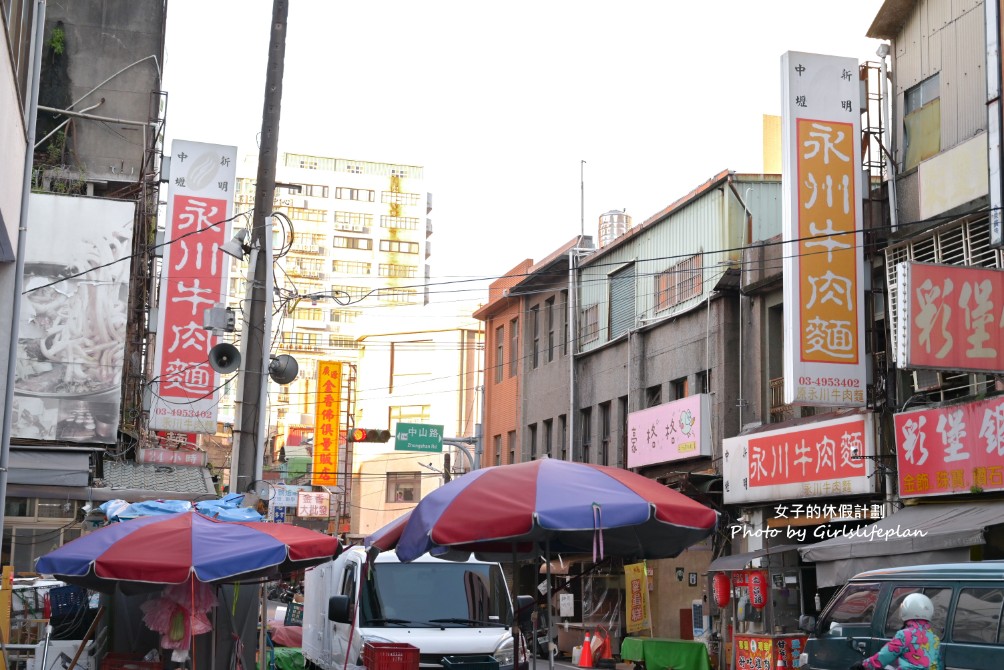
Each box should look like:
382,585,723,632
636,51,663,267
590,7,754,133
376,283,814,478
328,595,351,623
515,595,535,630
798,615,816,633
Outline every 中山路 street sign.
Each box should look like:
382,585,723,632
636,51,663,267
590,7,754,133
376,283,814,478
395,422,444,452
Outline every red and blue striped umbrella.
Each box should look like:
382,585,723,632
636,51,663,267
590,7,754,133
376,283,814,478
36,510,341,592
379,459,718,562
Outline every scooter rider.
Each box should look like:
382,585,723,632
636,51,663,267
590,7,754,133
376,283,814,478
851,593,941,670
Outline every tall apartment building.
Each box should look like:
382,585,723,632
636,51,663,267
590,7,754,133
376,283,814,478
221,152,432,463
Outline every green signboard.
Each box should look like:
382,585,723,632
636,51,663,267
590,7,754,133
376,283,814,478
395,422,445,453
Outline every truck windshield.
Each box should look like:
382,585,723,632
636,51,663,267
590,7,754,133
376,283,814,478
361,562,512,627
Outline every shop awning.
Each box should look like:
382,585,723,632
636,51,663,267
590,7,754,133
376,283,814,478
9,447,92,487
708,544,805,571
799,501,1004,587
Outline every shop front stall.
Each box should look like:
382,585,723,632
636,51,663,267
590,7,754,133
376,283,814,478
708,546,807,670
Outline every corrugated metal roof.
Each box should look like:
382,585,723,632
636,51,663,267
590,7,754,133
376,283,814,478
102,460,215,497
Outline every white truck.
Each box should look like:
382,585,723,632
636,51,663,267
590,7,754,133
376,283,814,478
303,546,530,670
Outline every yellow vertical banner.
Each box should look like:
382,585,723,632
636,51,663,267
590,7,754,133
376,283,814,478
624,562,650,633
312,361,342,486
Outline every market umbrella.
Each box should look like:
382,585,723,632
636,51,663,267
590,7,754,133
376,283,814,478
35,509,342,593
374,459,718,563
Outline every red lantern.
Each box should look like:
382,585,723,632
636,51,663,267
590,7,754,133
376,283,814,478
748,570,767,609
712,572,731,608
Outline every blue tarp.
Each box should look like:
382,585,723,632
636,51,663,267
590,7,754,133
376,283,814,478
100,494,262,522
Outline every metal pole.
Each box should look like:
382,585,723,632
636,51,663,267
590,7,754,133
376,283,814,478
234,0,287,493
0,0,46,546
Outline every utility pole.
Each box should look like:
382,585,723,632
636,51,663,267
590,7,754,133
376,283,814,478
233,0,288,494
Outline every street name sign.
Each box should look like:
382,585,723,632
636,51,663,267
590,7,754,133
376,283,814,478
395,422,444,452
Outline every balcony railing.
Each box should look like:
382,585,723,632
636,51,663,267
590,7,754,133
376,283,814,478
769,377,797,423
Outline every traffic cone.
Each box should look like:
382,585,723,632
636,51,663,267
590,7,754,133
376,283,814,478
600,630,613,661
776,653,786,670
578,632,594,668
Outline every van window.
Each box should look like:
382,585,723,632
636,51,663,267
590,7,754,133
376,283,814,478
884,587,950,637
821,583,880,630
340,563,358,616
952,588,1004,645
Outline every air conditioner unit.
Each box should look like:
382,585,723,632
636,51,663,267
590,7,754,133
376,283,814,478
912,369,943,392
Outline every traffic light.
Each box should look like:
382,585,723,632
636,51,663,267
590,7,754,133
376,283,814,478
350,428,391,443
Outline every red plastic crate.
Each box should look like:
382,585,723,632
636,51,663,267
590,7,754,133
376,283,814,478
100,653,160,670
363,642,419,670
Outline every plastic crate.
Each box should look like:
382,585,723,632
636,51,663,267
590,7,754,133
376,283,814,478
363,642,419,670
441,655,499,670
100,653,160,670
284,602,303,626
48,585,87,617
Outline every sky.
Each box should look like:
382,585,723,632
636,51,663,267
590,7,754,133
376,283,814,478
162,0,886,303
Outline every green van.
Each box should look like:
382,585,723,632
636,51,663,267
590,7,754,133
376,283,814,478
798,562,1004,670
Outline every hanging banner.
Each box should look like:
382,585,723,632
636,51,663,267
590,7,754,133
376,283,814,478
781,51,867,407
13,194,135,443
624,562,651,633
149,140,237,433
312,361,343,486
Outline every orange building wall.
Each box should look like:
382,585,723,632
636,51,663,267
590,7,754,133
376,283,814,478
477,260,533,467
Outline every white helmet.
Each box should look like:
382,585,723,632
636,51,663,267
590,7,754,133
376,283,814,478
900,593,934,622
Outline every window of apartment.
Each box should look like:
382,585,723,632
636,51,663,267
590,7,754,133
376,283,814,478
379,263,417,278
545,297,555,362
328,335,359,348
331,260,371,275
672,376,688,399
508,430,517,465
494,435,502,467
580,408,592,463
4,0,33,106
495,325,504,384
656,255,703,312
9,527,81,574
379,288,418,305
904,73,941,171
334,211,373,233
531,305,540,369
330,285,369,301
559,414,568,461
529,424,538,460
608,265,636,339
286,207,327,222
386,472,421,503
291,307,324,322
581,305,599,344
335,187,375,201
280,332,317,349
509,318,519,377
390,405,432,424
302,184,329,198
646,384,662,408
379,240,420,254
330,309,361,324
380,215,420,230
561,290,569,355
543,419,553,459
333,236,373,251
390,340,431,393
697,369,711,394
600,402,611,466
289,258,324,277
381,191,421,206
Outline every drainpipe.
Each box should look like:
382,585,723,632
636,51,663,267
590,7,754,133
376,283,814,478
877,44,899,232
567,245,577,461
0,0,46,553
